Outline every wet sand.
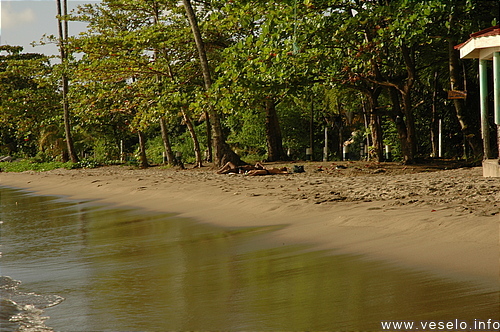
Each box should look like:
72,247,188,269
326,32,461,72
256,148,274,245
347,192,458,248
0,161,498,288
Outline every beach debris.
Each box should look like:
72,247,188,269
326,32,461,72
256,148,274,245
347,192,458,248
293,165,305,173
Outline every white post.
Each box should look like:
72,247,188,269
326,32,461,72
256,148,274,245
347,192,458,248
384,145,392,161
438,119,442,158
323,127,328,162
494,53,500,125
120,140,124,162
479,59,491,158
306,148,313,161
494,52,500,157
342,145,349,161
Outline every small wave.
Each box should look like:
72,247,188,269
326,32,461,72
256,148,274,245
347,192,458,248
0,276,64,332
0,276,21,290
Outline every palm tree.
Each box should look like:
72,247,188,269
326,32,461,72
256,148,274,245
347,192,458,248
56,0,79,162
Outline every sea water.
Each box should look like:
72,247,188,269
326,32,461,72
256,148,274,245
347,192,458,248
0,275,64,331
0,186,498,331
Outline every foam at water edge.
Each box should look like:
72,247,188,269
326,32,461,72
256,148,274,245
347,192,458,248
0,276,64,332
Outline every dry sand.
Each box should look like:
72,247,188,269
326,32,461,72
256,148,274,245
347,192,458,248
1,161,499,288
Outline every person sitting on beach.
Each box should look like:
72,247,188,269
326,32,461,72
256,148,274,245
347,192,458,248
245,166,288,176
216,161,265,174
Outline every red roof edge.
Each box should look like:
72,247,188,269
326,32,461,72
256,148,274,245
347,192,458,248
454,42,466,50
455,25,500,50
470,25,500,38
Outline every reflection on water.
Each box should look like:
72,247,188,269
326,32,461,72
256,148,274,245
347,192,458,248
0,187,498,331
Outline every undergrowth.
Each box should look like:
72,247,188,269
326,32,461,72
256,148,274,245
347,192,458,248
0,159,100,172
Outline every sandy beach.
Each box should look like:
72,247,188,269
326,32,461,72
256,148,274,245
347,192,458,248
1,161,498,288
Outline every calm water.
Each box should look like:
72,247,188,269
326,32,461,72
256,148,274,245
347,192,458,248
0,186,498,331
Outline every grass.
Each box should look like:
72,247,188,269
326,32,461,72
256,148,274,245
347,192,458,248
0,159,100,172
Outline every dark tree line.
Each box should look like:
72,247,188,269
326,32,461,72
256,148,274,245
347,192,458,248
0,0,498,166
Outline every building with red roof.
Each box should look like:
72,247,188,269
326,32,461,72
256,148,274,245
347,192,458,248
456,26,500,177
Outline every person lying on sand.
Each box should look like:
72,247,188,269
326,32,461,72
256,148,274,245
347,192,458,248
245,167,288,176
217,161,265,174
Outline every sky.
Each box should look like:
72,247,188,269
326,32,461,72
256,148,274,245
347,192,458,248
1,0,99,56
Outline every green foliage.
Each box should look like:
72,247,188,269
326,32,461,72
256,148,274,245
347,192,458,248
225,109,266,156
144,120,209,165
382,119,402,162
278,98,310,157
0,49,62,158
171,122,208,164
92,138,121,163
0,158,101,172
70,159,101,169
0,160,72,172
145,135,166,164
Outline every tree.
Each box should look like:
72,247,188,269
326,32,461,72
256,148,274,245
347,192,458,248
0,46,62,159
71,0,177,168
318,1,454,163
182,0,242,166
444,1,496,158
211,0,325,161
56,0,79,162
72,0,234,167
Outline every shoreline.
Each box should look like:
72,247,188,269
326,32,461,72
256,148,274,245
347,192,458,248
0,162,498,289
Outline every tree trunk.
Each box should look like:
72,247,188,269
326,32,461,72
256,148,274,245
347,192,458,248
152,7,178,167
181,108,203,167
401,91,417,159
160,116,175,166
182,0,241,167
61,77,78,163
264,98,286,161
369,111,383,162
204,110,212,162
401,44,417,159
448,32,483,158
137,130,149,168
389,87,413,164
56,0,79,163
430,72,439,157
365,89,383,162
